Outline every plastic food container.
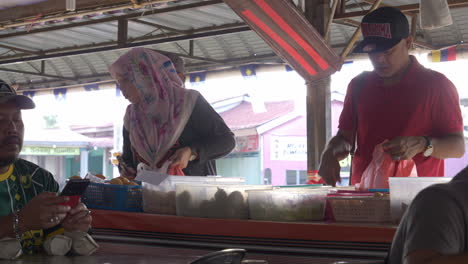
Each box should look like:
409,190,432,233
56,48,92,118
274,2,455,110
175,184,271,219
82,182,143,212
142,176,244,215
247,188,328,221
389,177,450,222
327,194,391,223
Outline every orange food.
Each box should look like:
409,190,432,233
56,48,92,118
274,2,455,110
118,177,130,185
109,178,123,185
69,175,82,180
127,182,139,186
95,174,106,180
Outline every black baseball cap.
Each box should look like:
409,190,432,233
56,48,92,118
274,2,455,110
354,7,409,53
0,80,35,109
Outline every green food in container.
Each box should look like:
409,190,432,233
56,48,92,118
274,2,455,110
247,189,328,221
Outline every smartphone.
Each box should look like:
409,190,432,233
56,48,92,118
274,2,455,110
60,179,90,208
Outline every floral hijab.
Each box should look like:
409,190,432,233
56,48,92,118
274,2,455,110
109,48,198,169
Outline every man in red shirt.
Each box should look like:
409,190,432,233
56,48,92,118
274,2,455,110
319,7,465,186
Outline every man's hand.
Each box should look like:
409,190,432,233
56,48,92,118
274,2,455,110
382,136,426,160
169,147,193,170
318,149,348,187
62,202,92,233
318,132,352,187
19,192,71,231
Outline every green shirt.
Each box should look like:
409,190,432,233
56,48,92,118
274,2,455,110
0,158,59,254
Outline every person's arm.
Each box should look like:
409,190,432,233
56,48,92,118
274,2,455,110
121,127,136,169
431,132,465,159
185,95,236,163
318,130,353,186
0,214,17,239
119,127,137,179
318,76,361,186
429,75,465,159
382,132,465,161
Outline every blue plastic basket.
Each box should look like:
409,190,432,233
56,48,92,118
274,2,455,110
82,182,143,212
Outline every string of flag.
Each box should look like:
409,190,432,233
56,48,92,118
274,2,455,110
20,62,368,99
430,46,457,62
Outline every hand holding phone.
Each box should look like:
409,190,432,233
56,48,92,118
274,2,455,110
60,179,90,208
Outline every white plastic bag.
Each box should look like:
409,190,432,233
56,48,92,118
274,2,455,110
84,172,105,183
135,161,171,186
420,0,453,30
65,231,99,256
0,238,22,260
357,142,418,191
43,235,72,256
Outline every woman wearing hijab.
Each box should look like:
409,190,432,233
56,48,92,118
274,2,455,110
109,48,235,177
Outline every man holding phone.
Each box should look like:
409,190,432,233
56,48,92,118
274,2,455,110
0,80,92,255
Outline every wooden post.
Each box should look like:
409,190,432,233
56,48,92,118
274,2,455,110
117,18,128,48
324,0,339,43
304,0,331,172
411,14,418,40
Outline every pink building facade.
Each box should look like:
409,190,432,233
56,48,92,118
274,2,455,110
261,100,344,185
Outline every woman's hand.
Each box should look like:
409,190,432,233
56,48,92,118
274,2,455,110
120,163,137,180
19,192,71,231
169,147,193,170
118,157,137,180
62,202,92,233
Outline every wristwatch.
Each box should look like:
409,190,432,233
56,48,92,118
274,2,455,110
422,136,434,157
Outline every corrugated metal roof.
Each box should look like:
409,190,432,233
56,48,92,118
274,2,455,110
0,0,465,90
0,0,46,10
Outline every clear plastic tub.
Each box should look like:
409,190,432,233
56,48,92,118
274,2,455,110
175,184,271,219
247,188,328,221
142,176,244,215
389,177,450,222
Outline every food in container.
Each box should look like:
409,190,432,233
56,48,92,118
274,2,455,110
176,184,271,219
142,176,244,215
247,188,328,221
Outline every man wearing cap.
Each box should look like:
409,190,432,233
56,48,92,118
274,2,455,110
0,80,92,256
319,7,465,185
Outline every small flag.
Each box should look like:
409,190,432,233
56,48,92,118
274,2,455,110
84,84,99,92
240,64,257,79
189,72,207,85
53,88,67,101
23,91,36,98
431,46,457,62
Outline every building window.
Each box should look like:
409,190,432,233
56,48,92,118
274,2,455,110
264,168,272,185
286,170,307,185
286,170,296,185
299,170,307,184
